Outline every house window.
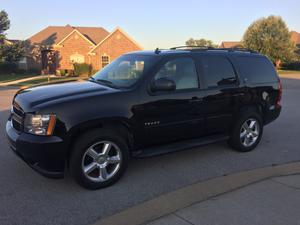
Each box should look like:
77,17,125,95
102,55,110,68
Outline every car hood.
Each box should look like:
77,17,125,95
14,81,120,110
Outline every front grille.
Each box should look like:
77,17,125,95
11,102,24,132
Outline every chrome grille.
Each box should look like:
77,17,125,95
11,102,24,132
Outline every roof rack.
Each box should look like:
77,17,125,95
169,46,258,54
170,46,215,50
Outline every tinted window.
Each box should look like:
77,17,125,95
202,56,236,88
236,56,278,83
154,57,198,90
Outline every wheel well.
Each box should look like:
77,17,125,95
238,104,263,117
230,104,264,133
66,120,134,159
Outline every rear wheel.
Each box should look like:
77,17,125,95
70,129,129,189
228,109,263,152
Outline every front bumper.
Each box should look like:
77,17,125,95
6,120,66,178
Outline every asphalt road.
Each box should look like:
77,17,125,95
0,78,300,225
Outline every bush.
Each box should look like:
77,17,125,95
73,63,93,77
59,69,67,76
0,63,18,74
27,68,40,75
91,69,98,76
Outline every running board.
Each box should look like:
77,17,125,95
132,134,229,158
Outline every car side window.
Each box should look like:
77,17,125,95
202,56,237,88
154,57,199,90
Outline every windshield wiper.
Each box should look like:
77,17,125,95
89,78,118,88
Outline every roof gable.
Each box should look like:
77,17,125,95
56,29,96,46
89,27,143,54
27,25,109,46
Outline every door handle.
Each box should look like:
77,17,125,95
189,97,203,103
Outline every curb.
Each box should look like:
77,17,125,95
93,161,300,225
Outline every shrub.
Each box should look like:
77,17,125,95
27,68,40,75
59,69,67,76
91,69,98,76
0,62,18,74
73,63,93,77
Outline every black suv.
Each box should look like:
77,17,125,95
6,47,282,189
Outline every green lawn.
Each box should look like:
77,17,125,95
12,77,84,87
0,73,40,83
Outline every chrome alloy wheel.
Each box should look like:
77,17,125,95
240,118,260,147
81,141,122,182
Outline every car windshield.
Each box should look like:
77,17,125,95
92,54,157,88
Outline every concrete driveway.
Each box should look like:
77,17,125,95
0,78,300,225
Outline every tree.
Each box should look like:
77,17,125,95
0,10,25,64
1,41,25,63
0,10,10,43
185,38,218,48
243,15,296,68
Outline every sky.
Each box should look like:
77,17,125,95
1,0,300,49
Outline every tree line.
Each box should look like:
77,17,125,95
186,16,299,68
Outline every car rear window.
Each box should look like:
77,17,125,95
235,56,278,83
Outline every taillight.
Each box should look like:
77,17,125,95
276,79,282,107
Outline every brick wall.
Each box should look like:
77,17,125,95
90,29,142,71
55,32,94,70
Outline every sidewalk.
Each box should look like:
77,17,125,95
94,162,300,225
147,174,300,225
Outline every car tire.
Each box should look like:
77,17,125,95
69,128,129,189
228,109,263,152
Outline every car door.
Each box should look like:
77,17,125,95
135,56,207,147
198,55,243,134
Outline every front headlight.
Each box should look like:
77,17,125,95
24,114,56,136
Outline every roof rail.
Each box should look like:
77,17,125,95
216,48,258,53
170,46,215,50
169,46,258,54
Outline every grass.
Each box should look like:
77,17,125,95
0,73,40,83
12,76,86,87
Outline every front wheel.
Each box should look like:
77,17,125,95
70,129,129,189
228,110,263,152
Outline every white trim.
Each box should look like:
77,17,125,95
56,29,96,46
88,27,143,54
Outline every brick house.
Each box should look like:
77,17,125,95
219,41,242,48
291,31,300,46
26,25,142,74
